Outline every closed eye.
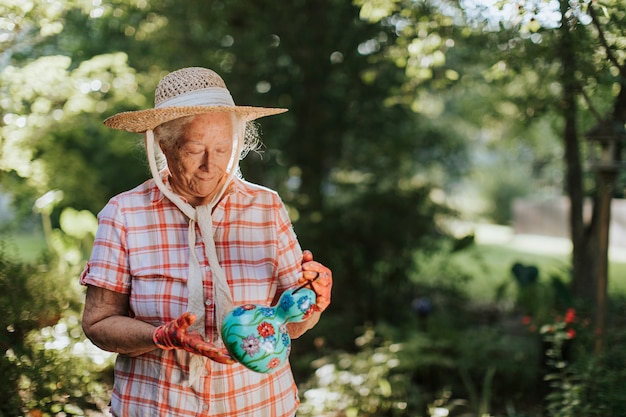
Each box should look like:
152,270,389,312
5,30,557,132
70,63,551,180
216,147,230,154
182,146,204,156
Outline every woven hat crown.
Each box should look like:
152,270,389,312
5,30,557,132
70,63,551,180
103,66,287,132
155,67,228,106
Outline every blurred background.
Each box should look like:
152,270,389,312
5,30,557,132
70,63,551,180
1,0,626,416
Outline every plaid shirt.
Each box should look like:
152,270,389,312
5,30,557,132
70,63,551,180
80,176,303,417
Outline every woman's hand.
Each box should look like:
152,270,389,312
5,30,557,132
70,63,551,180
300,250,332,313
153,312,235,364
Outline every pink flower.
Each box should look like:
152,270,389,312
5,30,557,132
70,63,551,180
241,335,260,356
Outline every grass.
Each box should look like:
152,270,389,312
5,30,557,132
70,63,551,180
448,225,626,303
451,243,572,303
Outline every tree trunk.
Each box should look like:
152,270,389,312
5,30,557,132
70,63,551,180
559,0,596,301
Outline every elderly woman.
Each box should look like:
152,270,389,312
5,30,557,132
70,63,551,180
80,67,332,417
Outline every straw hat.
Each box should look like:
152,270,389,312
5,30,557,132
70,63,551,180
104,67,287,133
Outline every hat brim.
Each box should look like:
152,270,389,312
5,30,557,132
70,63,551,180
104,105,288,133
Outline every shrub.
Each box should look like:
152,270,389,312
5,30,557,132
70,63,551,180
542,296,626,417
298,326,418,417
0,242,112,416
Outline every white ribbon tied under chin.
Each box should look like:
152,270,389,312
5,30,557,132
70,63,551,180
145,128,242,389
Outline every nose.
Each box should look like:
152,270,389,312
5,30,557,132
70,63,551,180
200,151,211,171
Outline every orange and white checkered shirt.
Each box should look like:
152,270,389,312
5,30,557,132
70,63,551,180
80,176,303,417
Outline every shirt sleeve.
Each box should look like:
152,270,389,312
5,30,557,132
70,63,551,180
274,198,303,294
79,198,132,294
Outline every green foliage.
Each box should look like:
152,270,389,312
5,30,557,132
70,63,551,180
312,184,451,339
399,299,542,415
8,314,113,417
580,337,626,415
540,308,591,417
0,245,76,352
541,297,626,417
0,246,100,415
0,53,148,222
298,243,548,416
299,311,542,417
0,208,111,416
298,327,417,417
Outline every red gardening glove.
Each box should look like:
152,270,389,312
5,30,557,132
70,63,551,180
299,250,332,313
153,312,235,365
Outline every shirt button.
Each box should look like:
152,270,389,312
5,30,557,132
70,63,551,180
205,266,211,271
205,299,212,306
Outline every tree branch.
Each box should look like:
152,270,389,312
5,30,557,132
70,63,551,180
587,3,626,80
580,87,604,123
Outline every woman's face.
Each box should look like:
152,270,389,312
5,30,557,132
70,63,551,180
162,112,234,207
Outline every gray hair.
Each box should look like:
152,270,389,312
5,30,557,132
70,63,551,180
151,114,262,170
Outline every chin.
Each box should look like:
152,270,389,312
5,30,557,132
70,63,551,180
194,187,219,201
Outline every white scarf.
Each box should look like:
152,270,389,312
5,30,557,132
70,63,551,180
145,116,244,388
